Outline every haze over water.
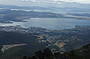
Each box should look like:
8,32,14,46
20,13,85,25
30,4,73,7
0,18,90,30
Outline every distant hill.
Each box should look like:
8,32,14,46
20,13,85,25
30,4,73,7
0,9,65,23
0,2,90,13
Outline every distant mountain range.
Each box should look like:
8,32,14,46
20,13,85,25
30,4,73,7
0,1,90,13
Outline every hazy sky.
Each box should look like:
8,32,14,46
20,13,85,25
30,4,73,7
0,0,90,6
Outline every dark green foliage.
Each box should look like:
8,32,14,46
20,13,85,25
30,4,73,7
0,31,37,44
68,44,90,59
